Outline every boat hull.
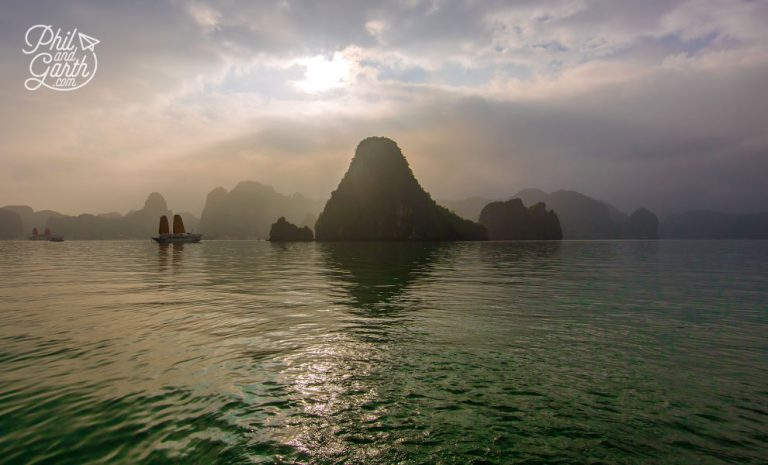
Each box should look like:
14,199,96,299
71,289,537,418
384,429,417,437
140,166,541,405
29,236,64,242
152,233,202,244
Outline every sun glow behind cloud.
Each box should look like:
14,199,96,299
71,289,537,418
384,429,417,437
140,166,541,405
1,0,768,216
293,53,353,93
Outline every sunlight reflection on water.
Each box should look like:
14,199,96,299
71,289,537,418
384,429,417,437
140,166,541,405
0,240,766,464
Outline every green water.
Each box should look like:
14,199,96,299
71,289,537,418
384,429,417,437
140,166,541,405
0,240,766,464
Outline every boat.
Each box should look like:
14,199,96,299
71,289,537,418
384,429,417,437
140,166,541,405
29,227,64,242
152,214,202,244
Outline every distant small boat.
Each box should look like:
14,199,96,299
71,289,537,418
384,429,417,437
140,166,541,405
152,215,202,244
29,227,64,242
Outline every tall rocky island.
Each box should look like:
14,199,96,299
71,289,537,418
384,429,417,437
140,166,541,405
479,199,563,240
315,137,487,241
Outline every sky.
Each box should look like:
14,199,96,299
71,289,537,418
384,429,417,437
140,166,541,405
1,0,767,218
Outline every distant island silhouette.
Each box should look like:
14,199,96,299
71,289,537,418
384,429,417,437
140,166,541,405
623,208,660,240
1,137,767,240
0,209,23,239
479,199,562,240
269,217,313,241
1,205,65,239
200,181,322,239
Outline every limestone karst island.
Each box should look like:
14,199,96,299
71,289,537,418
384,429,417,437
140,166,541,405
2,1,767,464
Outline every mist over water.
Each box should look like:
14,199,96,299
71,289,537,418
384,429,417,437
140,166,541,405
1,240,766,464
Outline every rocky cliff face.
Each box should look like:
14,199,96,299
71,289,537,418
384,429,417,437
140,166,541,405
315,137,487,241
479,199,562,240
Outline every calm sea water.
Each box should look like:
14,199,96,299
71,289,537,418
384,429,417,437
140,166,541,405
0,240,766,465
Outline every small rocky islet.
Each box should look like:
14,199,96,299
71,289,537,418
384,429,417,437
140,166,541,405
268,217,313,242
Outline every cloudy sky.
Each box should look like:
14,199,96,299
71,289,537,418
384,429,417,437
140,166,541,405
1,0,767,217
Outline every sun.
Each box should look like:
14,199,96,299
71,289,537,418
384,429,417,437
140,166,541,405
294,53,352,93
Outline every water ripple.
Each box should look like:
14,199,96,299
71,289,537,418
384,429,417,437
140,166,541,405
0,240,766,464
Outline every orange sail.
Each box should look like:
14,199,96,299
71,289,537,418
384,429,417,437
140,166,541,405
172,214,186,234
159,215,170,235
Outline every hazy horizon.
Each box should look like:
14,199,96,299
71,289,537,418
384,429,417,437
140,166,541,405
6,179,767,221
2,0,768,217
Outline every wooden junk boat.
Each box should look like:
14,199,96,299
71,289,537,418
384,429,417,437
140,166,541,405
152,215,202,244
29,227,64,242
